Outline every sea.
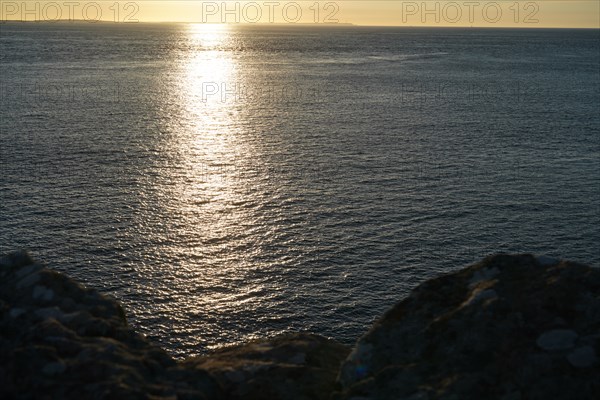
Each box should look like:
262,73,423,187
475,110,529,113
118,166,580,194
1,22,599,358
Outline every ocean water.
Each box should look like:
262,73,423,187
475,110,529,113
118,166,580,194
1,23,599,357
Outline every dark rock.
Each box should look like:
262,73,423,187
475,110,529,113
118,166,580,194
536,329,578,351
0,251,349,400
334,254,600,400
182,332,350,400
0,251,218,399
2,251,598,400
567,346,598,368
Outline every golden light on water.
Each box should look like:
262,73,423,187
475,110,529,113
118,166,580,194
150,22,251,254
180,23,243,232
184,23,235,152
188,23,229,48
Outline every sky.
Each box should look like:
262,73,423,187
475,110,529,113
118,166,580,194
2,1,599,28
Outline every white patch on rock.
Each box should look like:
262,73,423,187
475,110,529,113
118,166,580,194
536,255,560,266
250,343,272,352
567,346,597,368
469,267,500,288
339,342,374,386
349,342,373,365
536,329,578,351
464,288,498,307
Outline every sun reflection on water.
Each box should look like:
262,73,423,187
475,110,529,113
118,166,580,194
150,23,254,255
145,24,279,356
188,23,229,49
179,23,244,229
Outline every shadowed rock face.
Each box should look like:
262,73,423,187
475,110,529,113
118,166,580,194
0,251,219,400
334,254,600,400
0,251,349,400
183,333,350,400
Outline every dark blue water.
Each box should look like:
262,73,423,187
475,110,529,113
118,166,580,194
1,23,599,357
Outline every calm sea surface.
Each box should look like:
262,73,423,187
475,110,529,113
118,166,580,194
1,23,599,357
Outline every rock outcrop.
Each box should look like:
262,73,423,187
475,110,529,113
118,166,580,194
1,251,598,400
0,251,220,399
0,251,349,400
335,254,600,400
183,333,349,400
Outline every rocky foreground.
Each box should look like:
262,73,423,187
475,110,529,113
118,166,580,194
1,252,598,399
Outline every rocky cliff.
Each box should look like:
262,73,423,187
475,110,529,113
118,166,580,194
334,254,599,400
1,252,598,399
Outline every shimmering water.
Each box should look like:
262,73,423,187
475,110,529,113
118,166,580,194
1,23,599,357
